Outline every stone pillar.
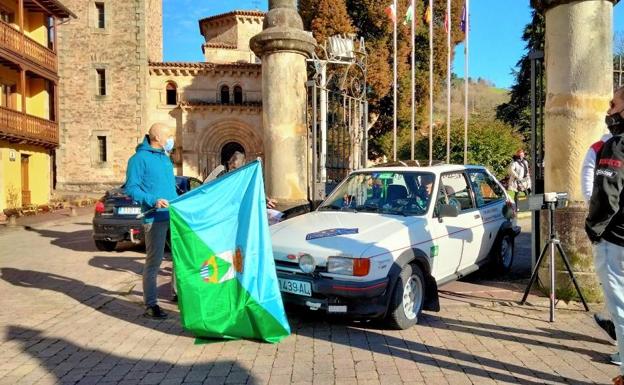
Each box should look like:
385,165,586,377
533,0,617,302
250,0,316,211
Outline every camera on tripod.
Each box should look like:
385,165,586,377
516,192,568,212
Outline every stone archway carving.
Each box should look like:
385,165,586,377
196,119,263,174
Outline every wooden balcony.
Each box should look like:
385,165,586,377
0,106,58,147
0,20,57,75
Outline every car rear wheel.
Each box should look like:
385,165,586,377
95,240,117,252
387,263,425,330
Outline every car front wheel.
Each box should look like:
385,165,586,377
387,263,425,330
492,234,514,274
95,240,117,252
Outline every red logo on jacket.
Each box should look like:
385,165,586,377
599,158,623,168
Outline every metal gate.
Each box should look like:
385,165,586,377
306,35,368,202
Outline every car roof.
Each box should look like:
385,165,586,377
356,164,488,175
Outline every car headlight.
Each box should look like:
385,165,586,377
327,256,370,276
298,253,316,273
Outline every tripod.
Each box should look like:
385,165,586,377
520,201,590,321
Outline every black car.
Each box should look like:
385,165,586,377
92,176,202,251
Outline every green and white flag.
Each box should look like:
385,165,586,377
404,2,414,25
169,160,290,343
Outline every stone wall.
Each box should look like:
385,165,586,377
146,0,163,62
56,0,159,192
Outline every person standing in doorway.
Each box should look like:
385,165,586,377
125,123,177,319
508,148,532,209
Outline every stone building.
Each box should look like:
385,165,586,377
55,7,265,191
0,0,74,212
147,11,264,179
55,0,163,192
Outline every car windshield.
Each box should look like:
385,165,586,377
318,171,435,216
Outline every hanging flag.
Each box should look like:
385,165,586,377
404,2,414,26
444,13,449,34
460,3,467,33
170,160,290,343
385,4,396,23
424,5,432,25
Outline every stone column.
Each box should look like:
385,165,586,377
250,0,316,211
533,0,616,302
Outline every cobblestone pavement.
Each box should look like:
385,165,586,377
0,214,617,385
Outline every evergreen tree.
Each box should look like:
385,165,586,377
496,11,545,136
310,0,355,44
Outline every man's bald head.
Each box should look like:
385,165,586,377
148,123,171,149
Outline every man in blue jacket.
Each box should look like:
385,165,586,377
125,123,177,319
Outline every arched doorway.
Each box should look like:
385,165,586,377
220,142,245,166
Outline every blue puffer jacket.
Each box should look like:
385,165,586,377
125,136,177,223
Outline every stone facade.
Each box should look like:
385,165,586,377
147,62,262,180
56,8,265,191
55,0,162,192
200,11,263,64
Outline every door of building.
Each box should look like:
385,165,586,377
21,154,30,206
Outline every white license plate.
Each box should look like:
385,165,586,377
117,207,141,215
278,278,312,297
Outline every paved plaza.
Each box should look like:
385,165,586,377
0,211,617,385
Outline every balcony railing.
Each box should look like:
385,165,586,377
0,20,57,73
0,105,58,147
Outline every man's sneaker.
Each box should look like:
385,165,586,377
611,352,622,366
613,375,624,385
143,305,167,319
595,313,617,341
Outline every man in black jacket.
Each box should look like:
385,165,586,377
586,86,624,385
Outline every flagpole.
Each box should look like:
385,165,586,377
428,0,433,166
393,0,398,161
410,1,415,161
446,0,451,164
464,0,469,164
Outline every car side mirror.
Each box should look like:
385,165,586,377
438,204,459,218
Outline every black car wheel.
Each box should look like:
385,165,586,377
491,234,514,275
386,263,425,330
95,240,117,252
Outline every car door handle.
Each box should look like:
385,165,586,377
474,214,481,219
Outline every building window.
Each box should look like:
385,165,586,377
166,82,177,105
95,2,105,29
0,6,14,24
233,86,243,104
220,85,230,104
97,136,107,162
96,69,106,96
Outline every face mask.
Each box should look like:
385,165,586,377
606,111,624,133
163,137,174,153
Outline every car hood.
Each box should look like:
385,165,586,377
270,211,425,263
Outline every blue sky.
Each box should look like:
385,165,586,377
163,0,624,89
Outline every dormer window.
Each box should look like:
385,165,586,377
220,85,230,104
233,86,243,104
166,82,177,105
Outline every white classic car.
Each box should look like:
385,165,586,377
270,164,520,329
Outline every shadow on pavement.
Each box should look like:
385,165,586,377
0,268,185,337
6,325,258,384
294,314,597,385
22,226,144,253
